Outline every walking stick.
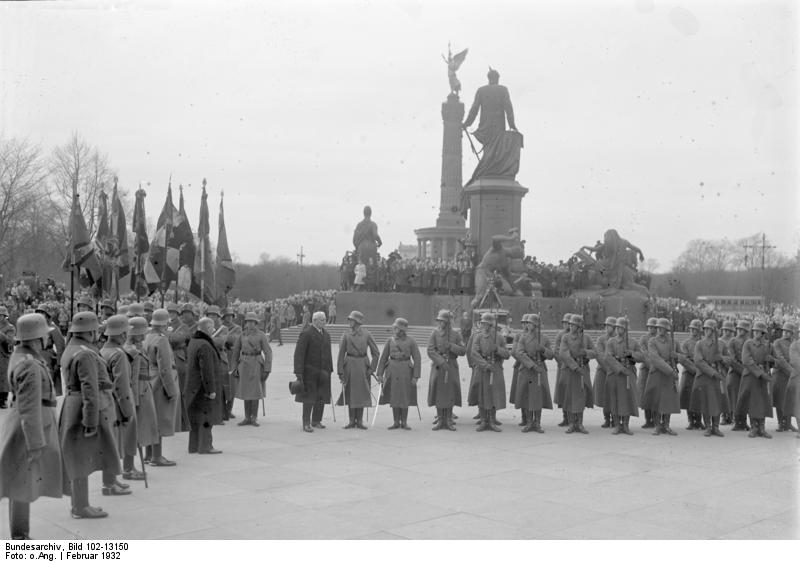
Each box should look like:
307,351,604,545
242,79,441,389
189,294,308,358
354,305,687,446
137,444,149,489
261,397,266,417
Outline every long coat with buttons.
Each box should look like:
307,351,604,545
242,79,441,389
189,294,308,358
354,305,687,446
376,334,421,408
604,336,642,417
100,341,137,458
427,327,465,408
737,338,773,418
293,325,333,405
232,329,272,400
468,329,509,410
689,337,727,417
59,336,121,481
784,340,800,420
558,332,596,413
145,330,181,437
0,345,62,502
511,331,554,411
643,335,681,414
678,335,700,410
124,342,160,447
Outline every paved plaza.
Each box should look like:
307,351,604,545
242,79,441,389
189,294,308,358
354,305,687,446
2,342,797,540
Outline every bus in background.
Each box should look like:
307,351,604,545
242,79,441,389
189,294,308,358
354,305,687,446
696,295,764,315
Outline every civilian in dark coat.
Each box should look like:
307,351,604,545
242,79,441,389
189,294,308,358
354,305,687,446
294,312,333,432
185,318,224,454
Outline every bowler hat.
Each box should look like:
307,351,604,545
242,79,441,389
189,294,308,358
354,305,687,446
289,378,304,395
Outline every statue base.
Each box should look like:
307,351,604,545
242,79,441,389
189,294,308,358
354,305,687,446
463,177,528,258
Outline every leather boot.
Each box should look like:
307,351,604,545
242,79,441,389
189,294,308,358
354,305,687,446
720,412,732,425
491,408,502,426
475,408,484,425
744,416,752,431
641,410,655,429
389,408,401,430
431,408,443,431
663,414,677,436
601,410,612,428
695,412,706,430
620,416,633,435
759,419,772,439
476,410,490,432
611,415,622,435
344,409,356,429
710,416,724,437
519,408,528,427
558,409,570,427
401,408,411,430
576,412,588,434
565,413,576,434
685,412,695,430
446,408,457,431
487,410,501,432
533,410,544,433
731,415,744,431
521,410,534,432
775,411,786,432
747,420,760,438
652,414,664,435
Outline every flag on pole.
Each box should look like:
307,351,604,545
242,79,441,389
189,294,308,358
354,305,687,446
215,192,235,305
109,180,130,299
95,190,112,292
193,179,215,304
130,186,155,295
63,188,102,284
177,185,198,296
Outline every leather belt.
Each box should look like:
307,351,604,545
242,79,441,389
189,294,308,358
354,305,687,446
139,375,154,381
390,356,410,361
346,353,366,358
241,351,261,356
42,399,57,408
67,382,113,392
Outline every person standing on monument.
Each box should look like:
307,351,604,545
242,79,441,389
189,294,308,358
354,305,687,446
463,68,517,147
336,311,379,429
352,206,382,266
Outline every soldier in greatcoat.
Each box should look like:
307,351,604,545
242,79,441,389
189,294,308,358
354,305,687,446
638,317,658,429
553,313,572,427
144,308,180,466
0,305,16,408
785,326,800,439
738,321,774,438
0,314,62,538
59,312,119,519
593,317,617,428
336,311,379,429
99,315,137,495
718,320,736,425
293,311,333,432
469,312,510,432
645,318,682,435
221,309,243,419
558,314,596,434
511,314,554,433
604,317,643,435
168,302,191,431
35,304,65,397
232,312,271,426
123,317,157,479
376,318,422,430
690,319,727,437
185,317,223,454
678,319,704,430
427,309,466,431
771,322,796,432
727,320,751,431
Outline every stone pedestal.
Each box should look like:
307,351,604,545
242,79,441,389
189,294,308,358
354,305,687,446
463,177,528,258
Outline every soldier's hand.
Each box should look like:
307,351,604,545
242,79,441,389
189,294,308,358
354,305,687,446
84,426,97,437
207,392,216,400
411,378,418,386
27,447,43,463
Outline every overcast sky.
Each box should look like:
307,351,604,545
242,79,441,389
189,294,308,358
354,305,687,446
2,0,797,270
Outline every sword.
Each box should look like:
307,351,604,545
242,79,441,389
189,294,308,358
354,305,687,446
137,444,149,489
371,378,385,427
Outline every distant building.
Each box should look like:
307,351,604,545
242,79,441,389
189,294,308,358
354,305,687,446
395,243,417,260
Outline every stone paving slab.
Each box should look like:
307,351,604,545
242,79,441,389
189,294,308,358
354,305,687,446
0,342,797,540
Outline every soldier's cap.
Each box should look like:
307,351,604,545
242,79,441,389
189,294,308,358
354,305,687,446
736,320,751,331
166,303,179,313
688,319,703,330
435,309,451,322
703,319,717,330
69,311,99,333
128,317,148,336
782,322,797,334
127,302,145,317
569,315,585,328
76,295,93,308
222,309,234,318
479,312,495,324
528,313,541,325
104,314,129,336
117,305,130,316
244,312,258,323
721,320,736,331
521,314,532,324
101,299,115,311
656,318,671,330
206,305,221,317
562,313,572,323
646,317,658,328
752,321,768,333
150,308,170,327
0,305,8,316
34,304,50,317
392,317,409,330
604,316,617,327
143,301,154,312
348,310,364,324
181,303,196,315
16,313,48,342
615,317,630,328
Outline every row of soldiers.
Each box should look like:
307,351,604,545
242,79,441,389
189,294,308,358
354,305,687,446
300,308,800,440
0,297,273,539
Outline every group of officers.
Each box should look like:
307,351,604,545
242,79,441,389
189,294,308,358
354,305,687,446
292,308,800,441
0,297,272,540
1,301,798,540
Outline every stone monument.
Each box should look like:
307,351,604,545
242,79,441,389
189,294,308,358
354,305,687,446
414,46,469,260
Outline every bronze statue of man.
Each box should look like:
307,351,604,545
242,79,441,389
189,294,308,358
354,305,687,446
463,68,518,147
352,206,382,266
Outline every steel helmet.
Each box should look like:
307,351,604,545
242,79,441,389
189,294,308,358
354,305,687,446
16,313,48,342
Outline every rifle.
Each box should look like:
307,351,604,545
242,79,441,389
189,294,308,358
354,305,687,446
536,322,542,387
712,325,725,394
668,324,678,391
623,320,632,390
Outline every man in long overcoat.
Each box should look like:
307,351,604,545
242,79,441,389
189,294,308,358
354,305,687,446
185,317,224,454
0,314,62,538
144,309,180,466
336,311,379,429
293,311,333,433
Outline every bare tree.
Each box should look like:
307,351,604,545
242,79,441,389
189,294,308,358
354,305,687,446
640,257,661,274
0,137,48,274
673,238,737,273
